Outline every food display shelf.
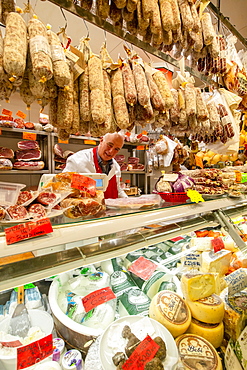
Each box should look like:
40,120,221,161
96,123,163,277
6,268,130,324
0,197,247,292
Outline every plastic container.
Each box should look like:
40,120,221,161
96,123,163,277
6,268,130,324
48,276,103,356
61,350,83,370
0,309,54,370
52,338,66,364
0,181,26,207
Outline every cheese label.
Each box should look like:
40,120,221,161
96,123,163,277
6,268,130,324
211,237,224,253
82,287,116,313
176,334,218,370
157,291,189,325
183,253,202,269
225,268,247,296
198,294,222,306
227,291,247,315
17,334,53,369
122,335,159,370
128,256,157,281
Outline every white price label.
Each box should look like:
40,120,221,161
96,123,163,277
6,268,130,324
183,253,202,269
162,174,179,182
225,268,247,296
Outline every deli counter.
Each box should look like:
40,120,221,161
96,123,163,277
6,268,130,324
0,196,247,293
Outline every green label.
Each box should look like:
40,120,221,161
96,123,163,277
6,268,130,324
119,288,150,316
241,173,247,183
110,271,135,296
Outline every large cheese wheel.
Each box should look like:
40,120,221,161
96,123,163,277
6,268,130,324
186,318,224,348
149,290,191,337
175,333,223,370
181,272,216,301
186,294,224,324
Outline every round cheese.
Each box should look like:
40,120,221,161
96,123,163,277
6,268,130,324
175,333,223,370
187,318,224,348
149,290,191,337
186,294,225,324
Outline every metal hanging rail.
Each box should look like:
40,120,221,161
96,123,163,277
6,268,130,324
208,2,247,48
47,0,212,84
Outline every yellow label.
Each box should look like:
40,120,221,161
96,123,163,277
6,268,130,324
187,189,205,203
16,110,27,119
84,140,97,145
23,132,37,141
58,139,69,144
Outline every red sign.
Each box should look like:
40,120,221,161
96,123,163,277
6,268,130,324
5,218,53,245
128,257,157,281
170,236,184,242
2,108,12,116
17,334,53,369
23,131,37,141
122,335,160,370
71,173,96,196
16,110,27,119
0,340,22,347
82,287,116,313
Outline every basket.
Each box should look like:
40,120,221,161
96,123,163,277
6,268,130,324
155,191,189,203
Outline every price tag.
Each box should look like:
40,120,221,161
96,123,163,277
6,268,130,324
136,146,145,150
162,174,179,182
241,173,247,183
125,132,131,137
82,287,116,313
2,108,12,116
5,218,53,245
65,49,79,63
225,268,247,296
17,334,53,370
170,236,184,242
195,155,204,169
0,128,2,135
186,189,205,203
0,340,22,348
183,253,202,269
58,139,69,144
23,131,37,141
128,256,157,281
84,140,97,145
122,335,160,370
16,110,27,119
211,237,224,253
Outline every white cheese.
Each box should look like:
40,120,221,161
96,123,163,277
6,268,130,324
201,249,232,276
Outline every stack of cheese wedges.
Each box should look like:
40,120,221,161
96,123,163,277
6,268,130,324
181,272,225,349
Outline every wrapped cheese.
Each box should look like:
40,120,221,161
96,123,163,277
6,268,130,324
3,13,27,80
28,17,53,83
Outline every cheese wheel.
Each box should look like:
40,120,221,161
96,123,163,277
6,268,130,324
186,294,224,324
175,334,223,370
186,318,224,348
181,272,216,301
149,290,191,337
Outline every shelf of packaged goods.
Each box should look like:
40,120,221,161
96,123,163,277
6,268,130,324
0,212,217,292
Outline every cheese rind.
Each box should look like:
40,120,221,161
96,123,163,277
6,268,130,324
181,272,216,301
186,294,225,324
175,333,223,370
149,290,191,337
186,318,224,348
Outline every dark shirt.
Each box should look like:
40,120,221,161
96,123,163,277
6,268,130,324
96,149,113,175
